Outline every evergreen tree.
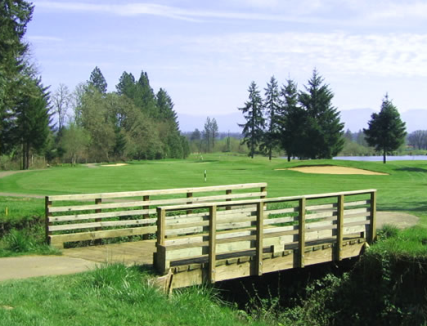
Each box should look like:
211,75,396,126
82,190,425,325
364,94,407,163
88,66,107,94
238,81,265,158
0,0,34,154
116,71,136,98
13,77,52,169
299,69,344,159
203,117,213,152
260,76,280,160
278,79,307,161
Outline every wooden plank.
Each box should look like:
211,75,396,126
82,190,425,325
157,207,166,246
337,194,344,261
305,210,336,220
369,191,377,243
45,197,53,246
49,218,157,232
49,209,153,223
47,183,268,201
256,202,264,276
264,215,296,225
298,198,306,268
49,226,157,248
209,205,217,283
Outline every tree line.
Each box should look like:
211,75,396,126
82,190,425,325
239,70,345,161
54,67,189,164
239,71,407,163
0,1,189,169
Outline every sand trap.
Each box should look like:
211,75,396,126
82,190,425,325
101,163,128,167
277,166,388,175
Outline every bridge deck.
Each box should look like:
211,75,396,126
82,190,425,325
63,240,156,266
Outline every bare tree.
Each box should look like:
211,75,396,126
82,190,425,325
52,83,71,130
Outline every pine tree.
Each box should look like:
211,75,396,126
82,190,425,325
364,94,407,163
299,69,344,159
278,79,307,161
261,76,280,160
14,77,52,169
239,81,265,158
0,0,34,155
116,71,136,98
88,66,107,94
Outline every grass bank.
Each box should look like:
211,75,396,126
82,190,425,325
0,264,266,326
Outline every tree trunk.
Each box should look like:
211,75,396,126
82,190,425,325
269,148,272,161
287,154,291,162
383,149,387,164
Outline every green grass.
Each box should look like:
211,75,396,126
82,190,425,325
2,153,427,226
0,264,267,326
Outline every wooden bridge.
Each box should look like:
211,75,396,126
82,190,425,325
46,184,376,290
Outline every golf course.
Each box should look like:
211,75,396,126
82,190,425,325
1,154,427,325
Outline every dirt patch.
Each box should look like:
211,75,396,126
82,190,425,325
278,166,388,175
377,211,419,230
101,163,128,167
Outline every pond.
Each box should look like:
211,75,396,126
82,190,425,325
333,155,427,162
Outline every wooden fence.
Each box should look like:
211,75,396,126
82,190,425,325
155,189,376,288
45,183,267,249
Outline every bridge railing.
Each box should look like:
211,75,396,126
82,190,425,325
155,189,377,282
45,183,267,249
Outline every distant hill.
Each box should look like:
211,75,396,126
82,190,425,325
178,109,427,134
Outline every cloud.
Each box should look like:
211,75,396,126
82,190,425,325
27,35,63,42
181,32,427,78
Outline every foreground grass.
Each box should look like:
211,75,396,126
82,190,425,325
0,264,266,326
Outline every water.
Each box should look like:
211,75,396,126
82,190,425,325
333,155,427,162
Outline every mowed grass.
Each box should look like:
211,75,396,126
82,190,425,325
1,153,427,226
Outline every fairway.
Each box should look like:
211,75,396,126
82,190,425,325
1,153,427,226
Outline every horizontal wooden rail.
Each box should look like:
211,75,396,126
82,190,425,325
46,183,267,249
155,189,377,287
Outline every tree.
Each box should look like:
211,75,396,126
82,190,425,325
203,117,213,152
278,79,307,161
0,0,34,154
364,94,407,163
299,69,344,159
13,76,52,169
61,123,90,165
88,66,107,94
52,83,71,130
407,130,427,150
190,128,202,152
261,76,280,160
239,81,265,158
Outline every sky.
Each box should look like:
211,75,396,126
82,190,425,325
26,0,427,119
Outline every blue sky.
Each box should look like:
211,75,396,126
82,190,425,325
27,0,427,117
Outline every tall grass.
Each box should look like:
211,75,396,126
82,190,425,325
0,264,267,326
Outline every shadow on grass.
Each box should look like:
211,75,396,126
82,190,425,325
381,202,427,213
394,167,427,173
191,160,219,163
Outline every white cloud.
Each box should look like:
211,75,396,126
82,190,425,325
181,32,427,78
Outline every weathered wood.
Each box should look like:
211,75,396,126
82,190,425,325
298,198,306,268
336,195,344,261
49,226,157,248
47,183,268,201
209,205,217,283
45,196,52,246
255,202,264,275
369,191,377,243
169,241,365,289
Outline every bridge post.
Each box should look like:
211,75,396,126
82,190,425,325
369,191,377,243
255,201,264,276
45,196,52,245
336,194,344,261
298,198,306,268
208,205,217,283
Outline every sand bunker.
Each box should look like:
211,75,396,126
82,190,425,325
277,166,388,175
101,163,128,167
